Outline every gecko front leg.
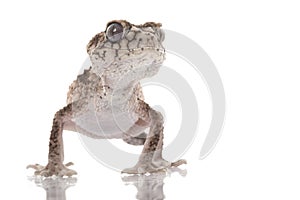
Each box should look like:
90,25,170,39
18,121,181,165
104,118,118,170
122,101,186,174
27,104,77,177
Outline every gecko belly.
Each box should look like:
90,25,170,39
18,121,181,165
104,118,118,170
71,110,138,139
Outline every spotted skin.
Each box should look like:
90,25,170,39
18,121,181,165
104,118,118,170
28,20,186,177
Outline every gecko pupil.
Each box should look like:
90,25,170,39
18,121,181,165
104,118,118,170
106,23,123,42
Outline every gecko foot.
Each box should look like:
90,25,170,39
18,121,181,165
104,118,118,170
27,162,77,177
122,155,187,174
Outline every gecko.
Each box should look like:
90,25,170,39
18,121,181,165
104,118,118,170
27,20,186,177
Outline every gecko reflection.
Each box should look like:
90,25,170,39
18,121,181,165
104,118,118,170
28,168,185,200
28,176,77,200
122,168,187,200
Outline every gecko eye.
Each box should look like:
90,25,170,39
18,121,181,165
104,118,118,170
106,22,124,42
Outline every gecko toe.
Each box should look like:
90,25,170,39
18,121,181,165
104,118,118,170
27,164,45,171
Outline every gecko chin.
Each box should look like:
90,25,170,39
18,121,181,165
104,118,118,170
127,49,165,78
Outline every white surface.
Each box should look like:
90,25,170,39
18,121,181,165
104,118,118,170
1,0,300,199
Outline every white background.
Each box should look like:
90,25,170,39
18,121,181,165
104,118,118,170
1,0,300,199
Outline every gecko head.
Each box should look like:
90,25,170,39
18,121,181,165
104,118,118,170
86,20,165,84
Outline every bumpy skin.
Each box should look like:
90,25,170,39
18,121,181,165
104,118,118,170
28,20,186,177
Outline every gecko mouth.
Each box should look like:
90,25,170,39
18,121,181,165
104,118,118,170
112,46,165,69
129,47,165,54
117,47,165,62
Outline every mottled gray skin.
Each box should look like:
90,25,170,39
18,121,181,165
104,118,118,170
28,20,186,177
